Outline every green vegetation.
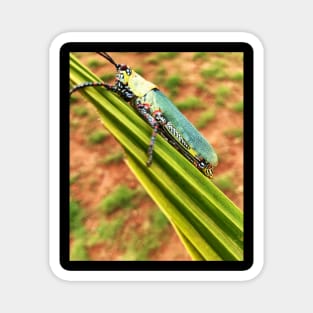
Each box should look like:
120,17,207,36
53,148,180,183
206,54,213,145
216,85,231,97
87,59,102,68
122,232,160,260
70,173,80,185
146,52,179,65
101,151,124,165
164,75,182,97
70,200,85,233
165,75,182,89
196,81,209,93
69,200,89,260
132,185,149,202
87,217,126,246
87,112,99,123
150,209,169,229
100,73,115,82
215,85,231,106
232,100,244,113
156,52,178,60
214,172,235,192
134,67,144,76
70,239,89,261
157,66,167,76
70,94,79,104
88,130,109,144
73,52,84,58
201,60,227,80
176,96,202,110
72,105,89,117
99,217,125,240
145,55,160,65
231,71,243,81
70,188,160,261
70,119,79,129
70,183,163,261
122,209,170,261
98,185,137,214
195,109,216,129
224,128,243,139
193,52,208,61
215,52,227,57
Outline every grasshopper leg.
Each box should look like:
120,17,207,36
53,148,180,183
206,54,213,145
69,82,114,95
146,124,159,166
135,102,162,166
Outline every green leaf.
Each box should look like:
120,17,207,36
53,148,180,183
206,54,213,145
69,53,243,261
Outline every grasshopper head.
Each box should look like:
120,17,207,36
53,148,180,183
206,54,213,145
116,64,132,85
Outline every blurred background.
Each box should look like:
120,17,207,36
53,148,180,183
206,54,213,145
69,52,243,261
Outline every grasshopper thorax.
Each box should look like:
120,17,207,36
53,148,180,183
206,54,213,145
115,64,157,98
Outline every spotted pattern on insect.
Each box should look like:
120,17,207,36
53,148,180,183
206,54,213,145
165,122,190,150
70,52,218,178
70,81,110,95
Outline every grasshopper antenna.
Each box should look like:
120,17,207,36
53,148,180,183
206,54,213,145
70,52,117,96
97,52,119,69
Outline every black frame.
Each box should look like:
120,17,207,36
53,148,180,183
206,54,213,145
60,42,253,271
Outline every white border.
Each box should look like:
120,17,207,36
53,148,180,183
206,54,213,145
49,32,264,281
